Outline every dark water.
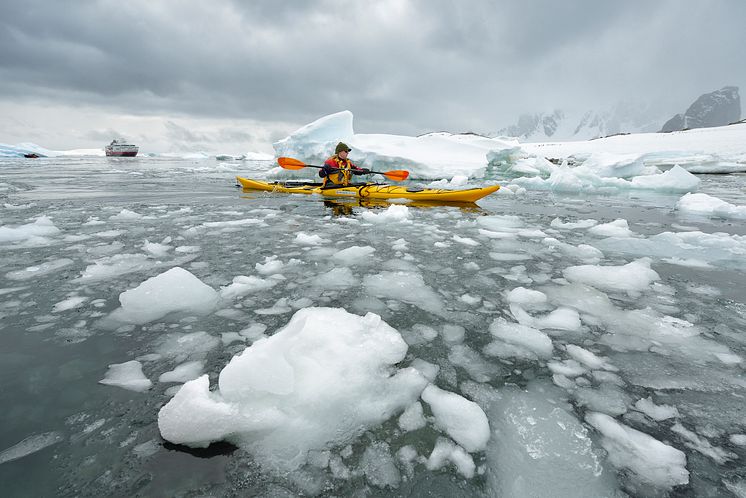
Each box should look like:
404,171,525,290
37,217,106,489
1,157,745,497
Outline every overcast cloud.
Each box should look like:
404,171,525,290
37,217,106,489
1,0,744,152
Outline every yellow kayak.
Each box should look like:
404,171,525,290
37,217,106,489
236,177,500,203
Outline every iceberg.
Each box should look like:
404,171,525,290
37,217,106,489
273,110,520,179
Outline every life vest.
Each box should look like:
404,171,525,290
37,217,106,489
322,155,356,187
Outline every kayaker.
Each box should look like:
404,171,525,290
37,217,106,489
319,142,370,187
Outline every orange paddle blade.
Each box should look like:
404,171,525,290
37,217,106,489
383,170,409,181
277,157,307,170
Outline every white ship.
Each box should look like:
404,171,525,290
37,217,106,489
105,139,139,157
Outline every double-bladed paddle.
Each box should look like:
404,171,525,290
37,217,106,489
277,157,409,182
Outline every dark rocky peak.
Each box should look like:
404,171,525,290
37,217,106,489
661,86,741,132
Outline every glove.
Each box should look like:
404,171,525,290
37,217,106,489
359,168,371,174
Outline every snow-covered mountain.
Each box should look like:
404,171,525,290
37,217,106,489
495,102,669,142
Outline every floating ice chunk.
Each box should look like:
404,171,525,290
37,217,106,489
453,235,479,246
588,219,635,238
185,218,264,236
563,258,659,294
221,332,245,345
398,401,426,432
448,344,499,382
312,267,358,289
511,304,582,332
158,360,204,383
219,275,279,300
0,431,63,465
676,192,746,219
361,205,410,223
629,165,700,191
485,318,553,360
550,218,599,230
441,324,465,344
158,308,429,471
579,152,648,178
294,232,327,245
671,422,736,464
458,293,481,305
334,245,375,265
77,254,154,281
0,216,60,243
476,215,523,232
391,238,408,251
142,239,171,258
633,397,679,421
114,267,219,324
565,345,617,371
410,359,439,382
661,257,713,268
155,331,220,362
506,287,547,307
547,359,587,377
426,437,476,478
132,439,160,458
489,252,532,262
420,384,490,452
6,258,73,281
542,237,604,263
254,297,292,315
486,385,621,497
239,323,267,340
361,441,401,488
730,434,746,446
110,209,143,221
363,271,446,316
255,256,294,275
52,296,88,312
585,412,689,490
573,384,630,416
99,361,152,392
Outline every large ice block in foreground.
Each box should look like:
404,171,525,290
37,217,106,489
158,307,429,471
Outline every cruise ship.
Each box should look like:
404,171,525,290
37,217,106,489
105,139,139,157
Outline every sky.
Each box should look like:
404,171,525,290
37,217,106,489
1,0,745,154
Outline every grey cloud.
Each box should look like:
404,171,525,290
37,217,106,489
1,0,745,139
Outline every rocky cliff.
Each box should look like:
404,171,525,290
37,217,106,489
660,86,741,132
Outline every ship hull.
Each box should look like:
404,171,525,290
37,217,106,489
105,150,138,157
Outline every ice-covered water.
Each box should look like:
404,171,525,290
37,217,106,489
1,156,745,497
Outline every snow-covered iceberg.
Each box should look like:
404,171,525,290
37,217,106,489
0,142,104,157
272,110,520,179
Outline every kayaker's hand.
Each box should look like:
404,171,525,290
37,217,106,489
360,168,371,174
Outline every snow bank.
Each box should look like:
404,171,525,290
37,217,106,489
521,123,746,173
158,308,429,471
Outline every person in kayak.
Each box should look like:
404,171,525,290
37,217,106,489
319,142,370,187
